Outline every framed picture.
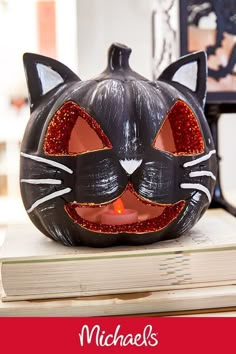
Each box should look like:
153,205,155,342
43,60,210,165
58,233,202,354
179,0,236,104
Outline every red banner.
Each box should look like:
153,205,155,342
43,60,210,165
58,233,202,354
0,317,235,353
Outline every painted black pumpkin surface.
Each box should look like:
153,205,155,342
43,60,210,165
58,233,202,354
20,43,217,247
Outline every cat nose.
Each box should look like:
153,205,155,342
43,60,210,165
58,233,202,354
119,159,142,175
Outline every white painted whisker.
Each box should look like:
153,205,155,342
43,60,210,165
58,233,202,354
21,179,62,185
26,187,71,213
180,183,211,202
189,171,216,181
21,152,73,174
183,150,216,168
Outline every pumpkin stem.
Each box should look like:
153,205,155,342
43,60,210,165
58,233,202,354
107,43,132,71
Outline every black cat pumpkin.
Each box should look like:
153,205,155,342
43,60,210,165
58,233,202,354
20,43,217,247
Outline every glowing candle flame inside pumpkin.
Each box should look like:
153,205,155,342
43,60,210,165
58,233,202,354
113,198,125,214
101,198,138,225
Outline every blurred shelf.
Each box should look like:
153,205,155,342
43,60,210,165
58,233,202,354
0,106,28,199
0,116,28,142
223,190,236,208
0,197,29,225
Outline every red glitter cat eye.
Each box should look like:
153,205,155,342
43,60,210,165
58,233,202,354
153,100,205,155
44,101,112,155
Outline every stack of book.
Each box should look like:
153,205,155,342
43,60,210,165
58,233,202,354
1,208,236,316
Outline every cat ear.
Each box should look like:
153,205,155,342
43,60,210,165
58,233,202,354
158,52,207,107
23,53,80,112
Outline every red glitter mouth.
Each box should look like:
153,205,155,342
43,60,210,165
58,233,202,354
65,185,185,234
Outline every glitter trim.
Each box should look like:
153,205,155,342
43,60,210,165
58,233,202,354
44,101,112,155
153,100,205,155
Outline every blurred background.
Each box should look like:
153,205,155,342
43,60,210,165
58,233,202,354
0,0,235,230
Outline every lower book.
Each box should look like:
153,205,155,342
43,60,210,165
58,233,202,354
1,283,236,316
1,209,236,302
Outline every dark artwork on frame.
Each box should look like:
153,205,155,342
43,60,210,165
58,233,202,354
180,0,236,104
